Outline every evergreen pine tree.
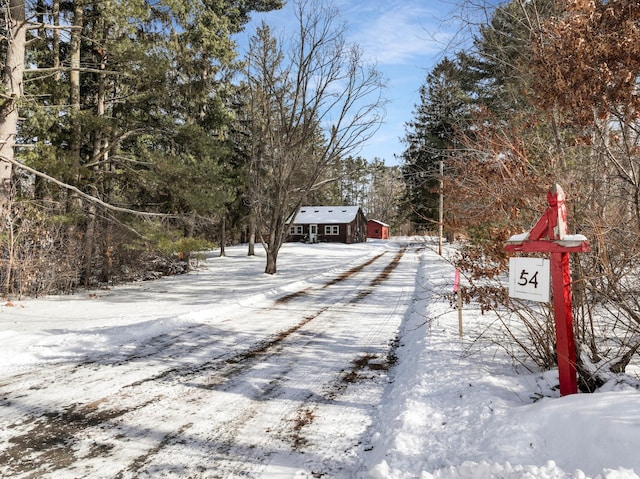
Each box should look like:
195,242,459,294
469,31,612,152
401,57,470,232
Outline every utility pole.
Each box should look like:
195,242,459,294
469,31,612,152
438,159,444,256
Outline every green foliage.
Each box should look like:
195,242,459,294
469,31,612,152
2,0,284,295
124,219,214,256
157,236,215,258
18,0,285,212
401,57,472,230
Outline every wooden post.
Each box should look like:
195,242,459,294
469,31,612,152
545,185,577,394
550,251,578,394
505,184,589,396
454,268,462,337
457,287,463,338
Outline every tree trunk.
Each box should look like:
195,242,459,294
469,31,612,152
219,214,226,257
34,0,60,203
83,199,97,286
248,212,256,256
69,0,83,175
83,29,108,286
52,0,61,84
0,0,27,209
186,210,196,237
264,224,284,274
265,248,278,274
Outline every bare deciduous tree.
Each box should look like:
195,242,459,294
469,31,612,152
245,0,386,274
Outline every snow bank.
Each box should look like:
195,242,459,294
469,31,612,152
365,243,640,479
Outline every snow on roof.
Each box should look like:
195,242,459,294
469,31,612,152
368,219,389,227
291,206,361,224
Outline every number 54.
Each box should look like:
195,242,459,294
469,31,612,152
518,269,539,288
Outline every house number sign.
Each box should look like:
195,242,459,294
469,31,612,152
504,184,590,396
508,257,550,302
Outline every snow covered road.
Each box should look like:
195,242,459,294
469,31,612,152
0,241,420,478
4,239,640,479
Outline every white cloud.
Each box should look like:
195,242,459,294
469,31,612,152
338,1,453,65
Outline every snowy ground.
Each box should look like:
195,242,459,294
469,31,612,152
0,237,639,478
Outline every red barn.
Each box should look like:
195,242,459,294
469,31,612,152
367,219,389,239
287,206,367,244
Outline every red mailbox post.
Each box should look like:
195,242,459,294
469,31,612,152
505,184,590,396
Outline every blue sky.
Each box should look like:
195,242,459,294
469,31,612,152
239,0,475,166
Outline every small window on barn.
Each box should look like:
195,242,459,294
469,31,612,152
325,225,339,235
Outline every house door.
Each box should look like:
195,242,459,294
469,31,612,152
309,224,317,243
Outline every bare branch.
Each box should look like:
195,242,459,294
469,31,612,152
3,155,172,218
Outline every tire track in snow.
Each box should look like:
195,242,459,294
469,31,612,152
265,246,414,477
0,245,413,479
109,248,408,477
119,246,412,478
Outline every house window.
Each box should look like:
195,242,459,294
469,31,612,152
290,225,303,235
325,225,339,235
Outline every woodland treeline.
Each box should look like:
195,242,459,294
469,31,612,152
3,0,640,388
402,0,640,389
0,0,395,293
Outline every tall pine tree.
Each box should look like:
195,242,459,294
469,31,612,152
401,57,471,232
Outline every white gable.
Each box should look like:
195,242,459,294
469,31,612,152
291,206,361,224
